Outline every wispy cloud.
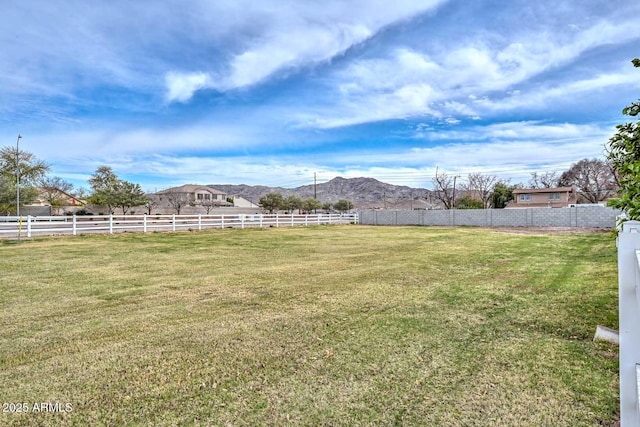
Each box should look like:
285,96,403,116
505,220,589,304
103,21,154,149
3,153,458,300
163,0,447,101
165,73,212,103
294,13,640,128
2,1,639,192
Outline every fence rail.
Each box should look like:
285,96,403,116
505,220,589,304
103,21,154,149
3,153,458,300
617,220,640,426
0,213,358,238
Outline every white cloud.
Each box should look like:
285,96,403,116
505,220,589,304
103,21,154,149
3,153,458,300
296,12,640,128
161,0,447,100
418,121,610,142
165,72,211,103
25,117,615,192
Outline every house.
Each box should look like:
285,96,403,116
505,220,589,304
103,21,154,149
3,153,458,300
508,187,577,208
30,187,86,207
27,188,87,215
156,185,231,206
231,195,260,208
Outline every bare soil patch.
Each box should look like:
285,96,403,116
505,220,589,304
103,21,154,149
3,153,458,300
491,226,611,235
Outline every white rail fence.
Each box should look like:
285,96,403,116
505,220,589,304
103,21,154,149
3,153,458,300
618,220,640,426
0,213,358,238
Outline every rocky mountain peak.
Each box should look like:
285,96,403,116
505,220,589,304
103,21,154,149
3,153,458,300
210,176,437,210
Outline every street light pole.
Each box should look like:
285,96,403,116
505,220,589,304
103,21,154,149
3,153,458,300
16,134,22,241
16,134,21,218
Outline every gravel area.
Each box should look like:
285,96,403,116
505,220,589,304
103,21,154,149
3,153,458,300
491,226,612,235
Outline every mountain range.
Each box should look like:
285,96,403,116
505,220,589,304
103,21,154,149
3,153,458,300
211,177,437,210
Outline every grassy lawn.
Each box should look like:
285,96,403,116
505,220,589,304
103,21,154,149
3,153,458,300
0,225,619,426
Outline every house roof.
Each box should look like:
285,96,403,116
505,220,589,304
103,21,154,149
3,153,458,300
513,187,575,194
157,185,226,195
36,187,87,205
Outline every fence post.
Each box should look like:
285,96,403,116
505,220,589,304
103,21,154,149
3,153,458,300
198,214,202,231
26,215,32,238
172,214,176,232
259,215,263,228
143,214,147,233
109,214,113,234
221,215,225,229
241,214,245,229
618,220,640,425
291,214,294,227
73,215,77,236
276,214,279,227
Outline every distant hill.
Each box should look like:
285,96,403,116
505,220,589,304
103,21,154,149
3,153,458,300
210,177,438,209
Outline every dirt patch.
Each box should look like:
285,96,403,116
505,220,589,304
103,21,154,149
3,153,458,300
490,227,612,235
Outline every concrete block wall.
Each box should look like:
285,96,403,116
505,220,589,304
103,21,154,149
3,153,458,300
358,206,621,228
396,210,423,225
423,209,452,226
531,208,572,227
490,208,528,227
576,206,620,228
453,209,488,227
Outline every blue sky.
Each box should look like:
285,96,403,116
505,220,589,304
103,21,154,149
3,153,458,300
1,0,639,192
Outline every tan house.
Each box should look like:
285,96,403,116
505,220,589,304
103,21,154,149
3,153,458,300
30,187,87,213
231,195,260,208
508,187,577,208
156,185,231,206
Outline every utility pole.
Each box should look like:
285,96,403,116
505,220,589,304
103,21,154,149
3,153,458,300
16,134,22,217
383,190,387,209
16,134,22,241
452,175,460,209
314,172,317,199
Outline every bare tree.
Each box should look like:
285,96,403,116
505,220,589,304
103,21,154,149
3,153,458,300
39,176,74,215
432,168,455,209
201,199,215,214
463,172,498,209
144,195,159,215
529,171,558,188
162,188,190,214
557,158,618,203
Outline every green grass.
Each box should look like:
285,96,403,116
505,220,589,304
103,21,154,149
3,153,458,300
0,226,619,426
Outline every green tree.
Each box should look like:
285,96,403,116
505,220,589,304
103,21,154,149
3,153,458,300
112,181,148,214
88,166,147,214
259,192,284,214
0,145,49,214
0,176,15,215
302,198,322,213
283,194,302,213
490,181,516,208
333,199,354,213
455,195,484,209
88,166,120,213
322,201,333,212
607,58,640,218
88,166,118,192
